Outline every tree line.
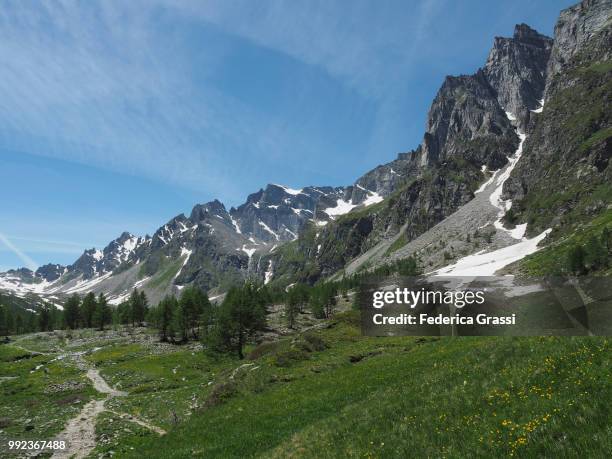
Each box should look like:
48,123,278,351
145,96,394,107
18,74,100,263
566,228,611,274
2,255,421,357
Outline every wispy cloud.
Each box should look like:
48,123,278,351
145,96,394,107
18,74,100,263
0,0,447,205
0,1,312,201
167,0,446,100
0,236,91,256
0,232,38,270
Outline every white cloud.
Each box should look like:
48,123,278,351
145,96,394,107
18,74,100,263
165,0,446,100
0,232,38,270
0,0,447,204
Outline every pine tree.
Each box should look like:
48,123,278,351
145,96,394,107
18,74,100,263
94,293,111,331
64,294,81,329
130,289,146,327
26,312,37,333
115,301,131,326
80,292,97,328
15,315,23,335
285,287,302,329
584,236,607,271
324,288,337,318
157,295,178,342
308,289,326,319
0,305,8,337
567,245,585,275
179,286,210,340
5,309,14,335
208,283,267,359
139,291,149,325
601,227,612,253
39,305,51,332
172,301,189,343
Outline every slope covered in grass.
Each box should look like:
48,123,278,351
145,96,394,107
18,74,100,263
111,314,610,458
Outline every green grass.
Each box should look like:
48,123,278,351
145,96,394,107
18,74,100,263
519,209,612,276
384,231,408,256
1,318,609,458
94,315,611,459
147,257,185,290
576,59,612,75
85,343,234,431
0,343,98,456
579,126,612,152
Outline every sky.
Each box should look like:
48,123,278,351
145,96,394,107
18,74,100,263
0,0,575,271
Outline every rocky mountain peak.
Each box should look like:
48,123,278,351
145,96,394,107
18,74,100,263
35,263,66,282
419,69,516,168
484,25,552,129
545,0,611,98
513,23,550,44
190,200,227,221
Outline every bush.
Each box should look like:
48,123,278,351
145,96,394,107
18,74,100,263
273,347,310,367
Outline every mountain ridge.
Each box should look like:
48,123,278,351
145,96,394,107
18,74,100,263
1,0,610,307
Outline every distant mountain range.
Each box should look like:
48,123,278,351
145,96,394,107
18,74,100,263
2,0,610,308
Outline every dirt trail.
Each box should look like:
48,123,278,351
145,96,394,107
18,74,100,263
52,365,163,459
86,368,127,397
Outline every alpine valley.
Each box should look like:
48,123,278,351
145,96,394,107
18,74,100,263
1,0,611,309
1,2,611,459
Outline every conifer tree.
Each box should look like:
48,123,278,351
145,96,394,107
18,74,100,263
94,293,111,331
157,295,178,342
64,294,81,329
39,305,51,332
130,289,147,327
179,286,210,339
0,305,8,337
80,292,97,328
208,282,267,359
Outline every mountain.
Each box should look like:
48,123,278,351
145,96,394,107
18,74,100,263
261,21,559,283
0,182,390,305
1,0,610,305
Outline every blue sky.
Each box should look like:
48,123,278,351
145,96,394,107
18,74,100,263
0,0,575,271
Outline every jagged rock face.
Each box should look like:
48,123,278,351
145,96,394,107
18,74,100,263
545,0,612,97
35,264,66,282
262,22,559,283
418,70,518,169
230,184,345,242
68,232,149,279
6,268,36,282
505,0,611,237
484,24,553,129
6,3,606,299
348,153,417,202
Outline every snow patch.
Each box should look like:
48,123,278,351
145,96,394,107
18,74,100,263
241,245,256,259
173,247,193,281
230,216,242,234
264,261,273,285
274,184,303,195
325,199,358,217
362,191,383,206
284,227,297,240
490,130,527,240
63,272,113,294
474,169,500,194
530,99,545,114
258,221,280,241
433,229,551,276
108,291,131,306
